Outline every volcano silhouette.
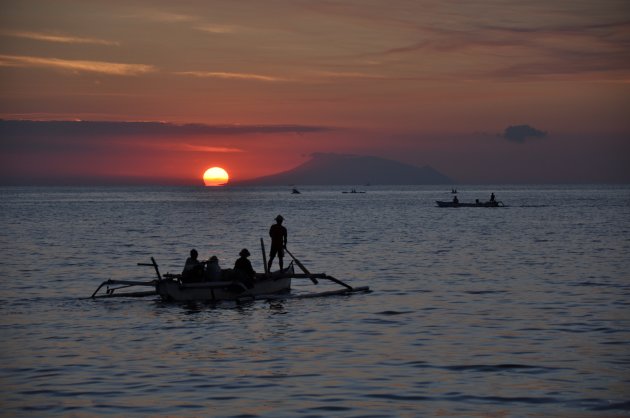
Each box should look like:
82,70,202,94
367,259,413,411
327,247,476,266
235,153,454,185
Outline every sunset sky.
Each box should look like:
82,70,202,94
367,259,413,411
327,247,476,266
1,0,629,185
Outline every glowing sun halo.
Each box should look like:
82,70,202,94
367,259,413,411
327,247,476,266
203,167,229,186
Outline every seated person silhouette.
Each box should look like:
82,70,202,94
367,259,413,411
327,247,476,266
182,249,204,283
233,248,256,289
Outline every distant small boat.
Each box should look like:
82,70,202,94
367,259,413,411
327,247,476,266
292,188,301,194
342,188,366,194
436,200,505,208
451,188,457,194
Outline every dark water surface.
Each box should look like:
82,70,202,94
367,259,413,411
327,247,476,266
1,185,629,417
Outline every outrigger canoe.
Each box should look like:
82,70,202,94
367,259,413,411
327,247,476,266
436,200,505,208
91,255,370,302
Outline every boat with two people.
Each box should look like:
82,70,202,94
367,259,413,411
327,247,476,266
90,239,369,302
436,192,505,208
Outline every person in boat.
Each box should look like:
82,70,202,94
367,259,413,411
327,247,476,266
268,214,287,272
452,195,459,205
205,255,222,281
182,249,204,283
475,199,480,205
490,192,496,202
233,248,256,288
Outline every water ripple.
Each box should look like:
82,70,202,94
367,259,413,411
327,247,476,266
1,185,629,417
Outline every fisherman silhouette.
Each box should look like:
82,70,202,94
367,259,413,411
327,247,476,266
233,248,255,288
268,215,287,271
182,249,204,283
205,255,222,281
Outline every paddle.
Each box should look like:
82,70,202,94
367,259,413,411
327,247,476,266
284,247,318,284
321,275,353,290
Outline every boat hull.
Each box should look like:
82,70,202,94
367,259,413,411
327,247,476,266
436,200,504,207
156,275,291,302
90,261,370,302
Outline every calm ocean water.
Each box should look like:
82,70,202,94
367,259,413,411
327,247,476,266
1,185,629,417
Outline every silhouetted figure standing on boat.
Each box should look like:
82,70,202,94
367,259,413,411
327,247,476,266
490,193,496,202
268,215,287,271
452,195,459,206
234,248,256,288
182,249,204,283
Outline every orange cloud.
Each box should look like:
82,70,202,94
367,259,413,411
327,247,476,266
310,71,389,80
176,71,288,82
124,10,198,23
0,30,119,46
0,54,155,76
195,24,242,34
158,143,244,153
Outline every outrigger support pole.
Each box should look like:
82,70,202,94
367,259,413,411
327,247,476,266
90,280,109,298
261,238,269,276
88,257,161,298
290,273,354,290
137,257,162,281
90,279,156,298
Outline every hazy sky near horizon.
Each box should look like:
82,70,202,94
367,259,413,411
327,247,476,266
1,0,629,184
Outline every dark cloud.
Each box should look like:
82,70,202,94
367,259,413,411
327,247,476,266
0,119,333,137
502,125,547,143
0,119,335,152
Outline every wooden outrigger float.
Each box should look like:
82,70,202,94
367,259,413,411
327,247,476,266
91,241,370,302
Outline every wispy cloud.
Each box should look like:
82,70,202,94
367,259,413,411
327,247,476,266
176,71,288,82
0,54,155,76
310,71,389,80
371,19,630,81
195,24,241,34
159,143,244,153
0,29,119,46
125,10,198,23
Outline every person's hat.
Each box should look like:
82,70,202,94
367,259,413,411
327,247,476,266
239,248,250,257
275,215,284,221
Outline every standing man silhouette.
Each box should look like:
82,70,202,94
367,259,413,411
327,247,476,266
268,215,287,271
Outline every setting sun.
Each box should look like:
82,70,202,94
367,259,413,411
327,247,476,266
203,167,229,186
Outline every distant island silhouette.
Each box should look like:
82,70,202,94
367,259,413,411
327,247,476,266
234,153,455,185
